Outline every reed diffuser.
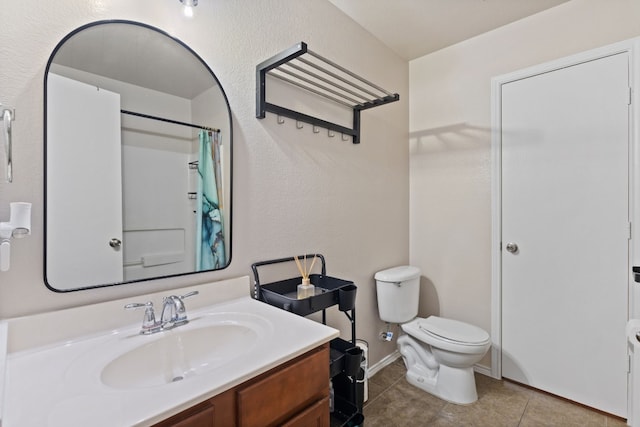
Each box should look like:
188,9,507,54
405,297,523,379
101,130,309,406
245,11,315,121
295,254,317,299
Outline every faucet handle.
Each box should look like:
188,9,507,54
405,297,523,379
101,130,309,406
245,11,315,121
180,290,199,300
162,291,200,328
125,301,162,335
176,291,199,323
124,301,152,310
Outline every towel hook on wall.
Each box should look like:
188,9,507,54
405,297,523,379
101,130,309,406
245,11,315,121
1,103,15,183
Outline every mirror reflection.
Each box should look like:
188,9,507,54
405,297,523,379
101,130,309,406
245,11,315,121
45,21,232,292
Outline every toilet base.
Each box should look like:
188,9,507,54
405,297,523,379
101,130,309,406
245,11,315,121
405,363,479,405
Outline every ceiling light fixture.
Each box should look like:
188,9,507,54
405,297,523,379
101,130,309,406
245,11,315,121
180,0,198,18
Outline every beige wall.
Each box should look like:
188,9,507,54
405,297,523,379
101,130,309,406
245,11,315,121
10,0,636,374
0,0,409,366
409,0,640,369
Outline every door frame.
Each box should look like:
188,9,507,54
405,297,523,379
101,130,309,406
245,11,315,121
490,38,640,380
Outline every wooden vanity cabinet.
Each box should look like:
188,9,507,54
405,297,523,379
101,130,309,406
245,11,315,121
154,344,329,427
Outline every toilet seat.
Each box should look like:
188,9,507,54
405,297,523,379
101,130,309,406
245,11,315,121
402,316,490,354
418,316,490,346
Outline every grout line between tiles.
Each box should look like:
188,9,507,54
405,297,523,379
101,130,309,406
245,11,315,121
363,374,405,409
517,395,532,427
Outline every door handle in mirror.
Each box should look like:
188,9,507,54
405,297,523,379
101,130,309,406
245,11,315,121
109,238,122,249
505,242,518,253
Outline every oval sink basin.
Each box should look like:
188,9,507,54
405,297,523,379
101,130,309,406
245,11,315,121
101,315,265,389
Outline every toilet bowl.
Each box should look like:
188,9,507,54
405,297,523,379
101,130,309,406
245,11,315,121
399,316,490,404
375,266,491,405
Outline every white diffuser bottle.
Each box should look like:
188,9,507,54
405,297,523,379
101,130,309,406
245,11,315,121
295,254,317,299
297,277,315,299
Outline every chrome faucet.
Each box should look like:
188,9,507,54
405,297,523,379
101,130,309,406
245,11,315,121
124,291,199,335
124,301,162,335
160,291,199,329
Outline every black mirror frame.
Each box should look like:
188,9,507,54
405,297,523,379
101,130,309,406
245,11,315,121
43,20,233,292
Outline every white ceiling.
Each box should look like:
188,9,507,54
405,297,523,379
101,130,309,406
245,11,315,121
328,0,571,60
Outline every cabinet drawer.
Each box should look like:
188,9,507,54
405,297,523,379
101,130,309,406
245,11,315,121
154,401,214,427
153,389,235,427
237,345,329,427
281,397,329,427
170,407,214,427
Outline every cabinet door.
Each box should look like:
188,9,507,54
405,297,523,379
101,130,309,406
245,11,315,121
281,397,329,427
237,345,329,427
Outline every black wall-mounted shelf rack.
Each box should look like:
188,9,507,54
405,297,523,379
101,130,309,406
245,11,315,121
256,41,399,144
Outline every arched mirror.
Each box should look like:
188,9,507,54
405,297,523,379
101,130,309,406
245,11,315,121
44,20,232,292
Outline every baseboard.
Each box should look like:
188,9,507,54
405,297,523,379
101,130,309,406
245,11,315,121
368,350,401,378
368,352,493,380
474,363,493,378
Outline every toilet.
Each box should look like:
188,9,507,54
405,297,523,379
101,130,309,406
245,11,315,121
375,266,490,405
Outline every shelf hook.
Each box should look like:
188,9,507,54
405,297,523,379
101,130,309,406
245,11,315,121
296,121,304,129
277,115,285,124
341,133,350,142
328,129,335,138
313,126,320,134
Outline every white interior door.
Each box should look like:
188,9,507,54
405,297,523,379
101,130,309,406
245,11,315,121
46,73,124,287
501,53,630,417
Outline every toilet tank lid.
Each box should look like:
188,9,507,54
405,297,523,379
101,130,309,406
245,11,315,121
375,266,421,282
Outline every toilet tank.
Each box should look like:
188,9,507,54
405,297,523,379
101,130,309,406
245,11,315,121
375,266,421,324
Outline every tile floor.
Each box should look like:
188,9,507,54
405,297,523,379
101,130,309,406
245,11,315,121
363,358,628,427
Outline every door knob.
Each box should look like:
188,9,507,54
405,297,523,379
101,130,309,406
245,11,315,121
109,238,122,248
505,242,518,253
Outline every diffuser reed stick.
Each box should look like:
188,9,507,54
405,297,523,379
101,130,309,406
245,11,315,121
308,255,318,276
295,254,317,299
294,256,304,279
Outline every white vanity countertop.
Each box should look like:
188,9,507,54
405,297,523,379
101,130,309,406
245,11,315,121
2,278,339,427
